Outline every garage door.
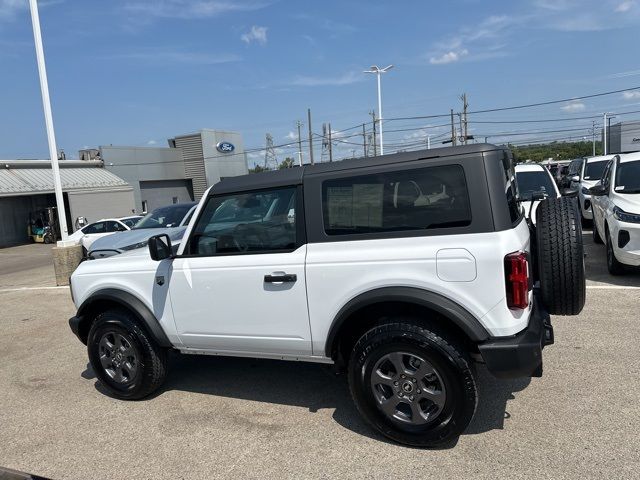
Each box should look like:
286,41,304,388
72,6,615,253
139,179,194,212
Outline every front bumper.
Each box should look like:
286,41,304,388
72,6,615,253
478,293,553,379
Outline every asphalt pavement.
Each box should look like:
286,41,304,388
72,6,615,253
0,235,639,480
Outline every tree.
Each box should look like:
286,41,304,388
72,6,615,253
278,157,295,169
249,164,268,174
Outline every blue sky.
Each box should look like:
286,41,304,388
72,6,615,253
1,0,640,165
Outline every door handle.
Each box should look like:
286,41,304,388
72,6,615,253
264,273,297,283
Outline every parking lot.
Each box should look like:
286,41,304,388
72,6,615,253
1,233,639,480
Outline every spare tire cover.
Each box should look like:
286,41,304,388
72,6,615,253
535,197,586,315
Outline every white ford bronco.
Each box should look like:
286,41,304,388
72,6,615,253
69,144,585,447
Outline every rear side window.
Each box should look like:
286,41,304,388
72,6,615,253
321,165,471,235
500,152,521,223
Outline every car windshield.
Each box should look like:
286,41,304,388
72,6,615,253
133,205,192,229
614,160,640,193
516,170,556,200
583,161,608,181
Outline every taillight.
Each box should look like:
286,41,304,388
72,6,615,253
504,252,530,309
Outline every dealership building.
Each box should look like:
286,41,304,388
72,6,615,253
0,129,248,247
605,120,640,154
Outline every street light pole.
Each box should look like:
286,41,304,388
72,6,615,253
364,65,393,155
29,0,69,243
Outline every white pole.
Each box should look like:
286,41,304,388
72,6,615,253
603,113,607,156
29,0,69,243
377,72,384,155
427,135,431,150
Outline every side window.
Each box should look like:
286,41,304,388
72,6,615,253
186,187,297,256
106,221,126,232
83,222,105,234
500,152,521,223
322,165,471,235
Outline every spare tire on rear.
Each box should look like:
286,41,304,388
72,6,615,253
535,197,585,315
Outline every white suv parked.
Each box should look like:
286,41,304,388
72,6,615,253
68,145,585,447
590,152,640,274
569,155,613,224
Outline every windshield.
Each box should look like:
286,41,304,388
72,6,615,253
133,205,192,229
516,170,556,200
615,160,640,193
584,161,608,181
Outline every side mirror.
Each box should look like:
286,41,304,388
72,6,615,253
589,185,607,197
561,188,579,198
148,234,172,261
570,175,580,182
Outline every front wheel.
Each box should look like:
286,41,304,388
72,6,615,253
606,230,625,275
87,309,167,400
348,319,477,447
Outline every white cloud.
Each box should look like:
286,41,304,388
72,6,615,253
241,25,268,45
616,1,636,12
124,0,269,19
288,71,363,87
623,90,640,100
430,49,468,65
147,140,157,145
561,100,586,112
284,131,296,140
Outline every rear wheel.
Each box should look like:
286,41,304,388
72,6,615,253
536,197,586,315
87,309,167,399
606,229,625,276
348,319,477,448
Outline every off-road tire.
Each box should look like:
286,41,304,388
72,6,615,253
536,197,586,315
87,309,167,400
348,318,477,448
606,229,625,276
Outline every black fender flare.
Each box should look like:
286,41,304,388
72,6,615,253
324,286,490,358
76,288,171,347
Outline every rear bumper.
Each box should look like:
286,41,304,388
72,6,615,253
478,293,553,379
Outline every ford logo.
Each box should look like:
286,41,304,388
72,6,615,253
216,142,235,153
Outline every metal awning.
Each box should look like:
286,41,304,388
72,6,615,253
0,160,130,197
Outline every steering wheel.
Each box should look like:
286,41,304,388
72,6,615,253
232,223,269,252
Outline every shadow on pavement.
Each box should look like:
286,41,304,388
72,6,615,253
86,353,530,445
582,231,640,286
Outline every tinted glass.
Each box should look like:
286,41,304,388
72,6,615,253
615,160,640,193
322,165,471,235
133,204,194,229
516,171,557,200
83,222,106,234
568,159,583,175
501,152,521,223
584,160,608,180
187,187,297,255
120,217,140,228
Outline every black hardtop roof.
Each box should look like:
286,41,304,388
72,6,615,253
211,143,505,195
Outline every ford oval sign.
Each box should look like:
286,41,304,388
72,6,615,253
216,141,235,153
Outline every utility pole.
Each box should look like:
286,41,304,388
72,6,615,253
364,65,393,155
296,120,303,166
427,135,431,150
592,121,596,156
458,113,464,144
459,93,469,144
307,108,314,164
370,111,378,156
29,0,69,243
603,113,608,155
328,123,333,162
450,109,457,146
264,133,277,169
362,123,367,157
